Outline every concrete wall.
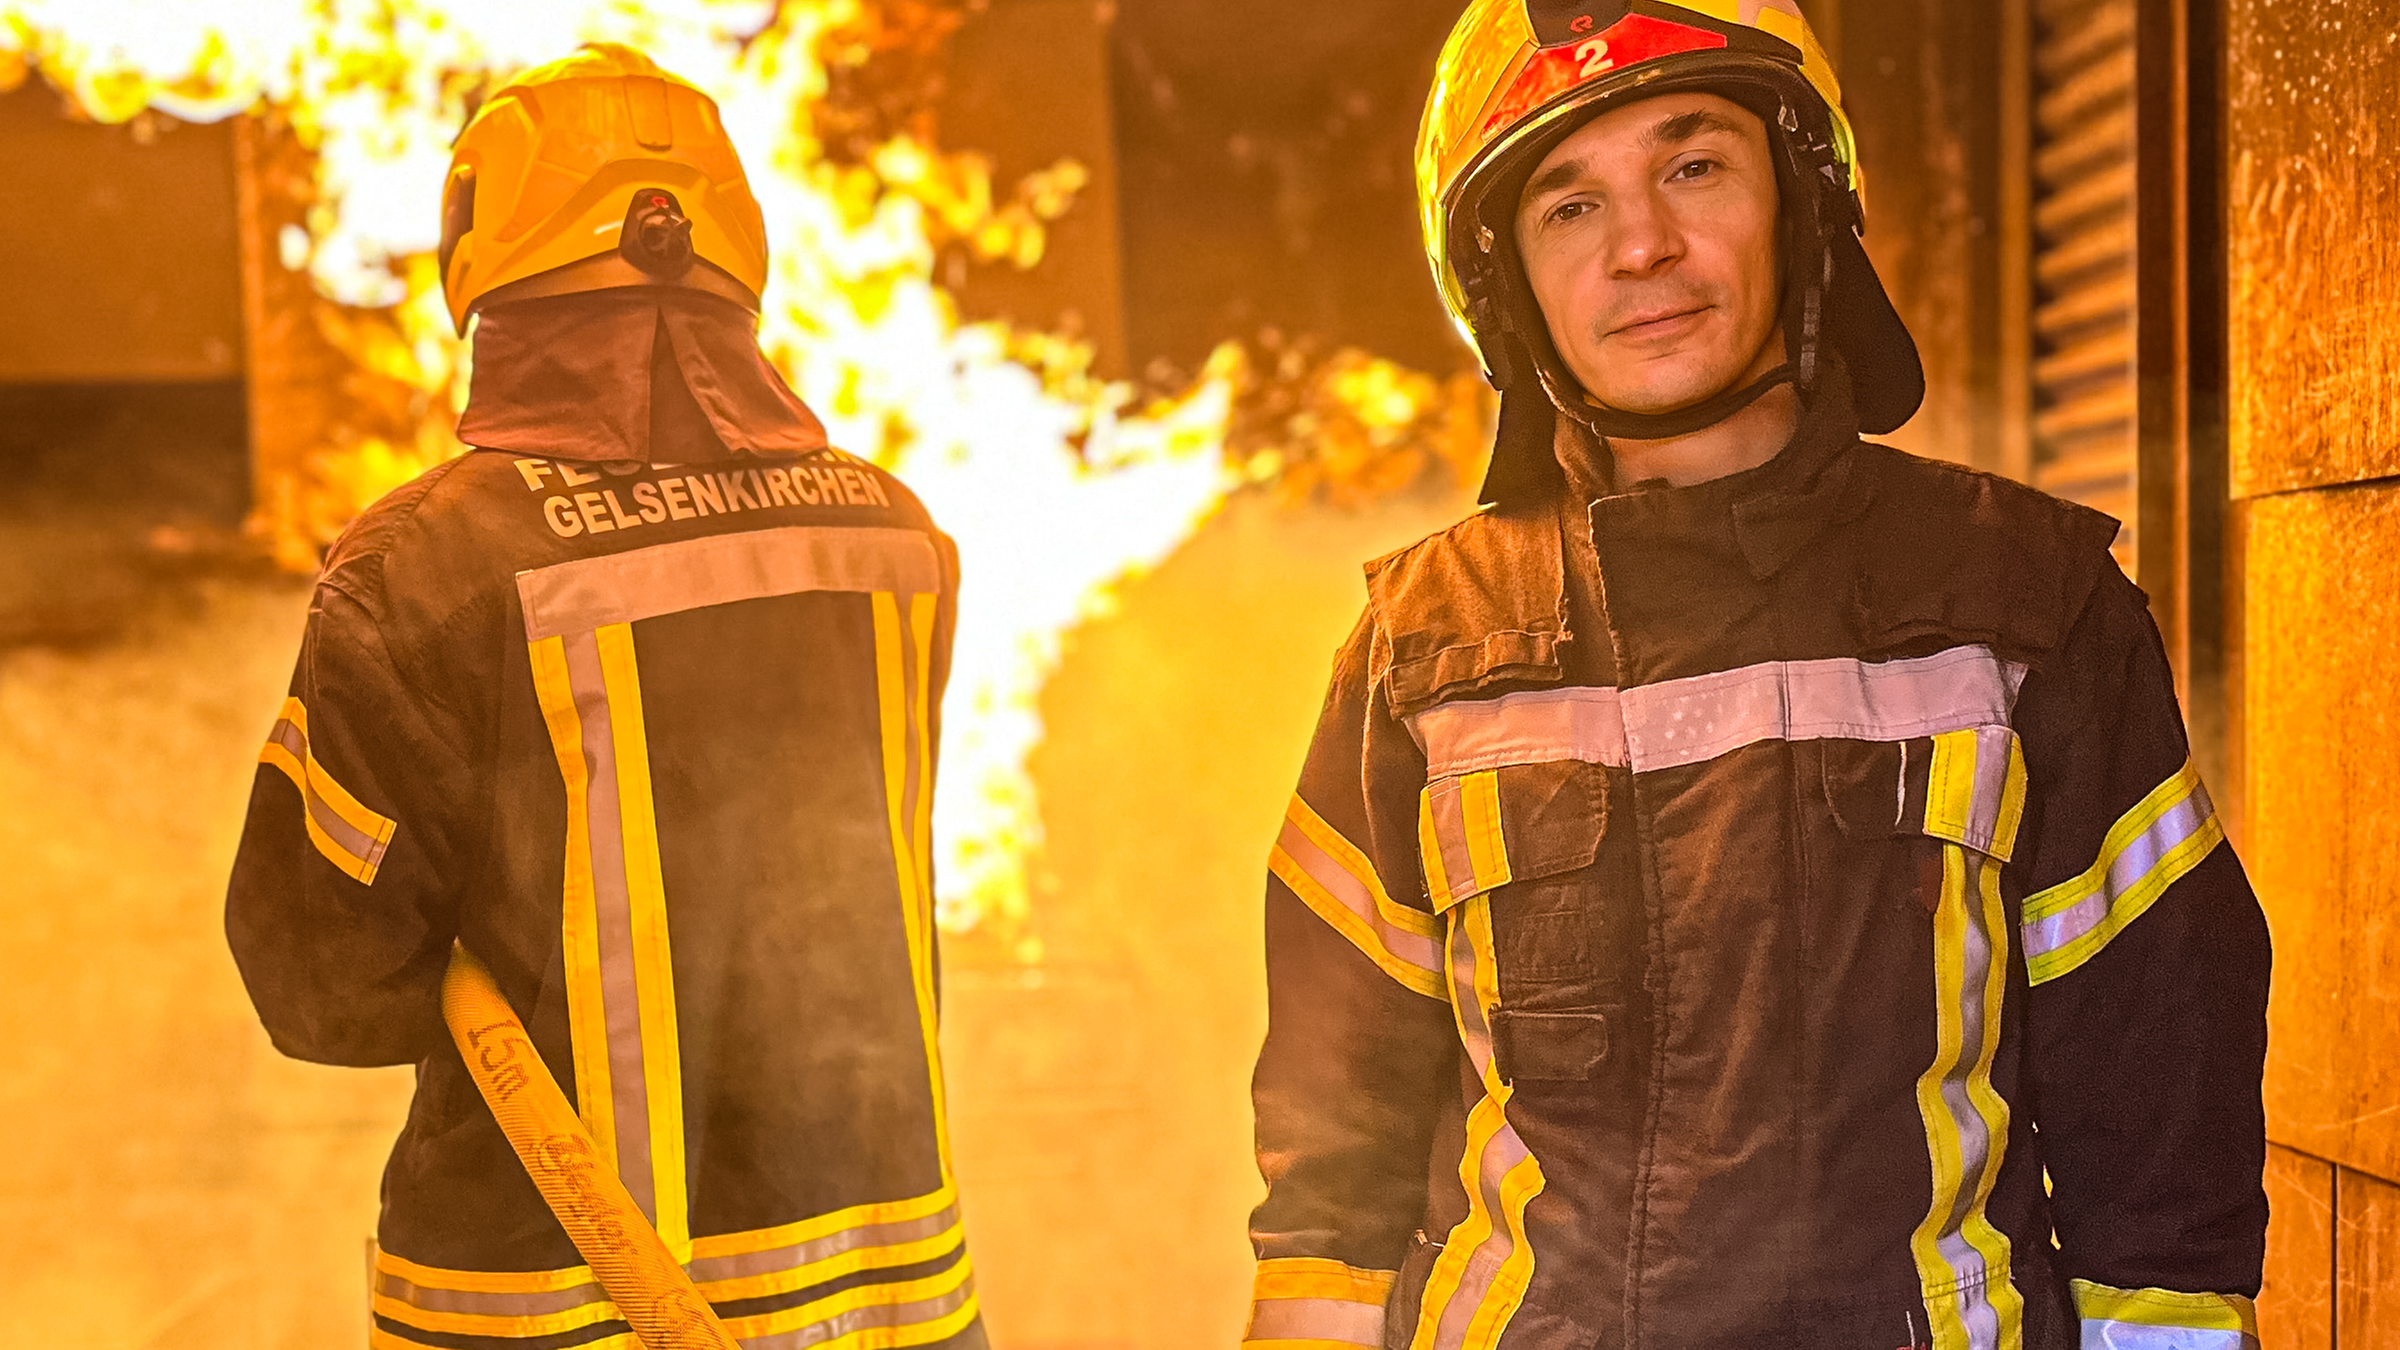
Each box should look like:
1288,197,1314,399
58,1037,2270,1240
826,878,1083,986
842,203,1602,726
2224,0,2400,1341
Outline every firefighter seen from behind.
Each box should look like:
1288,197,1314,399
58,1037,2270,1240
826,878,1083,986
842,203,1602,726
226,44,988,1350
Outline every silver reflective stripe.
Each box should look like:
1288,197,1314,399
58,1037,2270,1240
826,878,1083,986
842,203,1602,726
558,629,657,1222
2080,1322,2248,1350
1245,1297,1386,1344
1274,817,1443,979
1430,919,1531,1350
1962,725,2018,857
740,1275,977,1349
1423,776,1482,906
266,717,393,871
1407,646,2024,777
2023,780,2216,960
1412,685,1628,776
684,1206,961,1284
374,1271,608,1317
1927,861,2009,1350
1621,647,2024,772
518,526,941,640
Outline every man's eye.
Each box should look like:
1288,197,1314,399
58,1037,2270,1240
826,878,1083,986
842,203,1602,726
1673,158,1718,180
1549,200,1593,224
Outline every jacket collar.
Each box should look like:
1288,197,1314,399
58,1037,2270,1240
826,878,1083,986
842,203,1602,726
1585,356,1875,580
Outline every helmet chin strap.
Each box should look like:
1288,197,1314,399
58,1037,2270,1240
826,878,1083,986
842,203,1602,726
1548,359,1797,442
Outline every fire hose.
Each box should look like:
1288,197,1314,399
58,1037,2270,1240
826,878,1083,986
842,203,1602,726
441,943,741,1350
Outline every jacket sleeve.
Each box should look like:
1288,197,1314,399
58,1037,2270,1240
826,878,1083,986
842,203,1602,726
2013,566,2270,1341
1248,612,1459,1348
225,570,481,1067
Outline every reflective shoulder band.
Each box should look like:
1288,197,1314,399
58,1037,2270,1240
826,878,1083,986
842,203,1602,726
441,944,738,1350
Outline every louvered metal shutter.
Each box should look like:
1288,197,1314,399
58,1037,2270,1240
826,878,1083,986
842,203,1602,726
2030,0,2138,569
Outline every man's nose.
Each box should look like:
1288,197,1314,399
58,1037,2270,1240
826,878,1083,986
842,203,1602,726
1606,188,1683,278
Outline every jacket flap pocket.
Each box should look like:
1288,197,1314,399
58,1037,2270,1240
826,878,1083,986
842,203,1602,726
1492,1009,1609,1084
1851,475,2122,668
1822,726,2026,863
1366,506,1568,718
1420,758,1607,912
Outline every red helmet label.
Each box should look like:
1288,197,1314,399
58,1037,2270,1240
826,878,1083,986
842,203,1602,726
1480,12,1731,141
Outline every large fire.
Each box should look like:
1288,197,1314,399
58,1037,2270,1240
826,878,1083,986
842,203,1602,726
0,0,1484,942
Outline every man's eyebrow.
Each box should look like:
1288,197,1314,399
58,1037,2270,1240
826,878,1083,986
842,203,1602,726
1523,156,1593,202
1648,108,1744,146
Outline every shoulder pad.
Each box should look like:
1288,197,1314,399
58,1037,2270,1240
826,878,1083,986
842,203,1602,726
1364,501,1567,718
1848,445,2125,667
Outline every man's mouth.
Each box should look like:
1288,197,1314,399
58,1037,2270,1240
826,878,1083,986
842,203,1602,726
1608,306,1709,339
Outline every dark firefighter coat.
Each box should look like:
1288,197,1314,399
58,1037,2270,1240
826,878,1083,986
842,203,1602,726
226,290,987,1350
1245,377,2270,1350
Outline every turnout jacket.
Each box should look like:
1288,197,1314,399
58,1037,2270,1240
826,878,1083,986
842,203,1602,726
1247,382,2269,1350
227,292,985,1350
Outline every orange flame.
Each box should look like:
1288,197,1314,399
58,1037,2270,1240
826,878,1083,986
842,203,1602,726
0,0,1487,942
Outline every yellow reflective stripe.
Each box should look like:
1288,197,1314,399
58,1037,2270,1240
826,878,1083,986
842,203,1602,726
1459,770,1510,893
1272,796,1445,999
375,1243,600,1295
2023,758,2223,986
908,591,953,1185
1925,732,1980,844
1923,726,2026,863
695,1219,964,1305
1284,797,1441,943
1245,1257,1392,1347
592,623,690,1256
384,1258,977,1347
1907,844,2023,1350
1410,900,1542,1350
1413,1091,1504,1350
689,1186,956,1261
528,636,620,1177
371,1287,621,1338
1252,1257,1398,1304
1958,856,2023,1342
1419,772,1510,912
908,592,939,1022
259,696,398,884
2069,1280,2258,1333
873,592,958,1187
717,1250,977,1343
370,1194,967,1335
1418,789,1456,910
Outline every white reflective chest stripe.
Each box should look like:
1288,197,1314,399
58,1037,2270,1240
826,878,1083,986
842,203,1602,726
1406,645,2028,777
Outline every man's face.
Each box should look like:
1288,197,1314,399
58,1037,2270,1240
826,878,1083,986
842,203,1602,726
1513,91,1785,416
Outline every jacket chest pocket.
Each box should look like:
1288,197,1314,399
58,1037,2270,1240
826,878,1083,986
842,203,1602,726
1419,757,1621,1083
1418,758,1607,910
1821,723,2029,907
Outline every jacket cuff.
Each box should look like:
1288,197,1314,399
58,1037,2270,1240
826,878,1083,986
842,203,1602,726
2069,1279,2259,1349
1243,1257,1396,1349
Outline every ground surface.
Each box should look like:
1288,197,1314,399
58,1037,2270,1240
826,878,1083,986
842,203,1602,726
0,486,1463,1349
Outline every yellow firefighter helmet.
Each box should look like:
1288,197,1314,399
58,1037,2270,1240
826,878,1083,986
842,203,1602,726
1415,0,1922,495
438,44,770,335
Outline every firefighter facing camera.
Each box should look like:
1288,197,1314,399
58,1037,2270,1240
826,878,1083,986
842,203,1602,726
227,44,988,1349
1245,2,2269,1348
